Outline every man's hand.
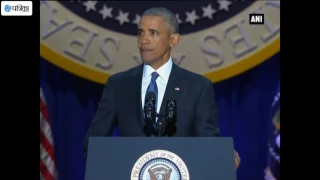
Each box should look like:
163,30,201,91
234,150,241,170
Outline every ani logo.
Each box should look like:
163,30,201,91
40,0,280,84
131,150,189,180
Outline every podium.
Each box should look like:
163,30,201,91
85,137,237,180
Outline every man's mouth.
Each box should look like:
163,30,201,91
140,48,153,52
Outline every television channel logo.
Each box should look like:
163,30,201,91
1,1,33,16
249,14,264,25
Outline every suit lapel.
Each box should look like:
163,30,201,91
129,64,145,125
159,63,184,116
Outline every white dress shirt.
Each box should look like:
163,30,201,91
141,57,173,114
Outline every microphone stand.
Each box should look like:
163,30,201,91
164,98,177,137
158,121,162,137
155,113,165,137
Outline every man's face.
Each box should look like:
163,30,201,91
137,15,173,64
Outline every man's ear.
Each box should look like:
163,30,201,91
170,33,180,48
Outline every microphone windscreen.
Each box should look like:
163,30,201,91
146,92,156,100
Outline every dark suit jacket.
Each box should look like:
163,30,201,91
83,63,220,158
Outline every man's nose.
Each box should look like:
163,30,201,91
139,35,149,44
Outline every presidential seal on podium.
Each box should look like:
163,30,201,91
131,150,189,180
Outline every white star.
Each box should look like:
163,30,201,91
82,1,97,12
185,10,199,25
176,14,182,24
218,0,232,11
132,14,141,25
99,4,113,20
202,4,216,20
115,10,130,25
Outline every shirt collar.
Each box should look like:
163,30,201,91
142,57,173,84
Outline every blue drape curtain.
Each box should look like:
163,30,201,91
39,52,280,180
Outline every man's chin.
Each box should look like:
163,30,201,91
141,57,155,64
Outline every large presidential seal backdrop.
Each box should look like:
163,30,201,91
40,0,280,84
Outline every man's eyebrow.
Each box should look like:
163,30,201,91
148,29,159,33
137,28,159,33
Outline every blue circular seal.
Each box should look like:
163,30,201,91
139,158,181,180
131,150,189,180
58,1,255,35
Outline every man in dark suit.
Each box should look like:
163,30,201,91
83,7,220,158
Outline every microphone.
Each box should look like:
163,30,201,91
165,98,177,136
143,92,157,136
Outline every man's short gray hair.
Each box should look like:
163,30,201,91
141,7,179,34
